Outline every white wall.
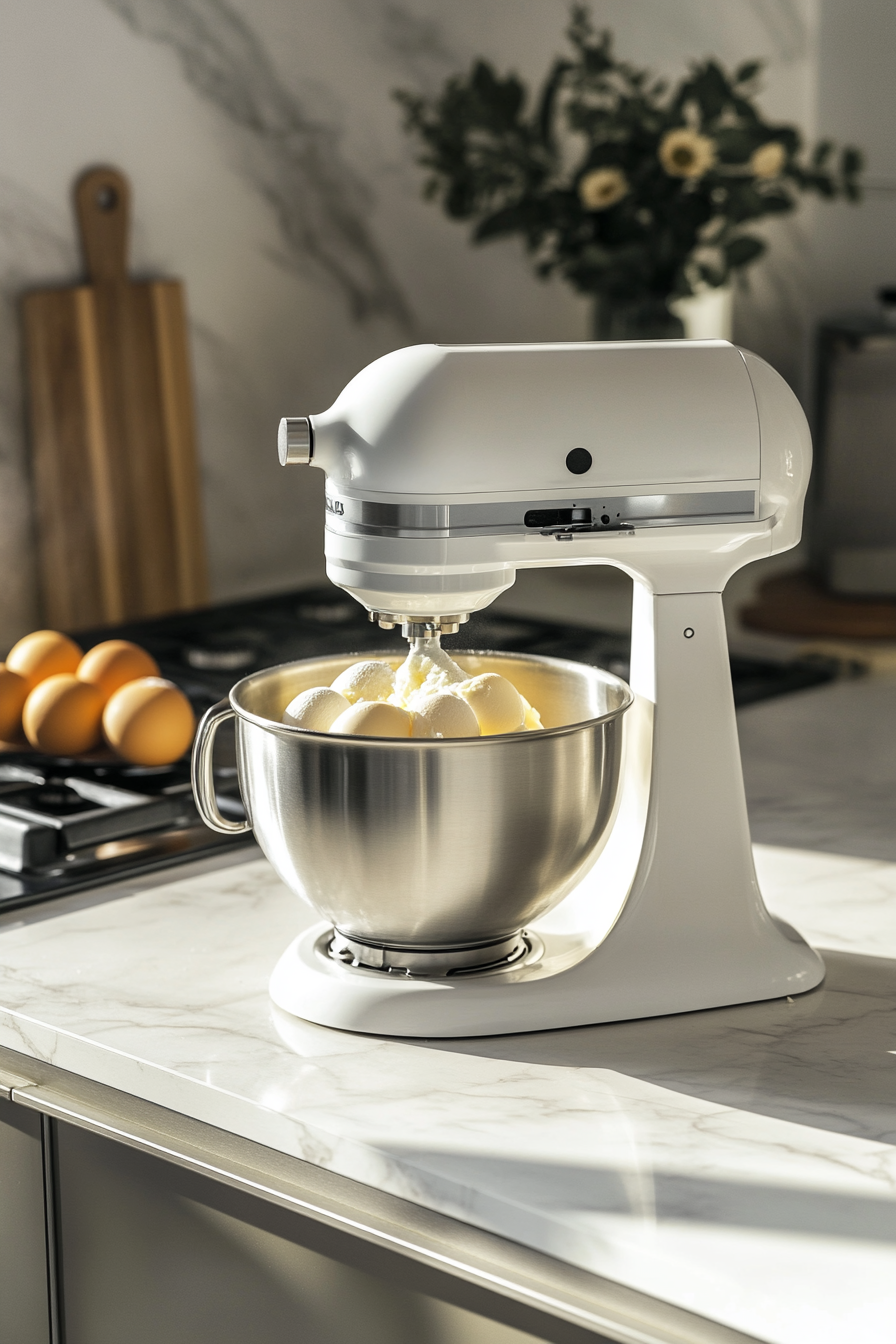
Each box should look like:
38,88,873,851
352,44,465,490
0,0,845,646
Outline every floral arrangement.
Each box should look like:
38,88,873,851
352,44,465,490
395,7,863,337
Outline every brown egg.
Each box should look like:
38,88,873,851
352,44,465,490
103,677,195,766
6,630,83,691
23,675,104,756
77,640,160,702
0,664,28,742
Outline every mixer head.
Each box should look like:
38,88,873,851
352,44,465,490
279,340,810,630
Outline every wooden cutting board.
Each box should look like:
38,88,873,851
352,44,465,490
22,166,209,628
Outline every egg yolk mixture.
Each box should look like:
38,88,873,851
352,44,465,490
283,644,544,739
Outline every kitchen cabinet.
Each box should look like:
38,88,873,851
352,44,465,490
0,1097,51,1344
49,1120,539,1344
0,1046,711,1344
1,1072,572,1344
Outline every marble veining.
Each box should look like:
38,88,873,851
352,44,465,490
371,2,460,92
435,942,896,1146
103,0,412,326
0,0,829,648
0,845,895,1343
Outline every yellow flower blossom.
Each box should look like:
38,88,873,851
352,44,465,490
578,167,629,211
750,141,787,179
659,128,716,179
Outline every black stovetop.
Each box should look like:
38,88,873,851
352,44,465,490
0,587,840,913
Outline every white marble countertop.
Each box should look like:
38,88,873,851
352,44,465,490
740,674,896,862
0,836,894,1344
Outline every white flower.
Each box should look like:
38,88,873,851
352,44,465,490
659,128,716,179
750,141,787,179
578,167,629,211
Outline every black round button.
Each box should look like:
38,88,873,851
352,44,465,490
566,447,592,475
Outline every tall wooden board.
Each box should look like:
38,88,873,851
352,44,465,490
22,166,209,628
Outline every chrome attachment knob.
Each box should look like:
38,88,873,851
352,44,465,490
368,611,470,636
278,417,313,465
403,617,467,639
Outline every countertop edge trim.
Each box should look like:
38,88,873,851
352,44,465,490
0,1055,760,1344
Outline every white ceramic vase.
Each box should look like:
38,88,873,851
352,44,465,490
669,285,734,341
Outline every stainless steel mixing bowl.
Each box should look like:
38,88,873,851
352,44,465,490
192,651,632,973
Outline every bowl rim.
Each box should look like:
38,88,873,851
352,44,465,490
229,647,634,745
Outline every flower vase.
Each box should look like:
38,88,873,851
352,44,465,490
669,285,734,341
592,295,684,341
592,286,734,342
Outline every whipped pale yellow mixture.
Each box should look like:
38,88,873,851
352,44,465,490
283,642,543,739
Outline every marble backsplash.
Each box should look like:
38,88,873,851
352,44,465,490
0,0,852,647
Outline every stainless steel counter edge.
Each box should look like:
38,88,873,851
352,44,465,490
0,1050,758,1344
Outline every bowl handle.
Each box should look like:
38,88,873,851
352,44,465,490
191,700,252,835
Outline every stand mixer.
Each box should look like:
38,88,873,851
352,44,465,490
262,339,825,1036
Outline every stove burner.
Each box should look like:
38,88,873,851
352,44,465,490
328,928,539,977
0,750,249,911
0,765,207,873
186,647,255,671
296,601,358,625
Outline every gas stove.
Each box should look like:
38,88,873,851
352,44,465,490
0,586,839,913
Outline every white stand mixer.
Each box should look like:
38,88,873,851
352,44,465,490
270,340,824,1036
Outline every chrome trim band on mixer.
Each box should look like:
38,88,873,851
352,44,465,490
325,489,758,538
368,614,470,637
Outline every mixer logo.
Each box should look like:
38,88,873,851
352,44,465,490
326,497,345,516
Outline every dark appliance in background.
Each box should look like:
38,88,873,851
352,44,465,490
814,294,896,597
0,589,838,914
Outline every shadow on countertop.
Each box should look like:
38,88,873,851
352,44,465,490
411,951,896,1148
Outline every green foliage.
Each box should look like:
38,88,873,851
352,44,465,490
394,4,863,308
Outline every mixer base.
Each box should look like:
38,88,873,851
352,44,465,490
268,907,825,1039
